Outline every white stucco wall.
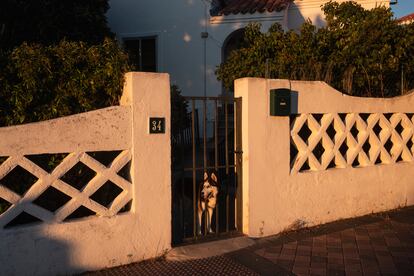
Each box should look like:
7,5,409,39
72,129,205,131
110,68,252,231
0,72,171,275
107,0,390,97
235,78,414,238
0,106,132,156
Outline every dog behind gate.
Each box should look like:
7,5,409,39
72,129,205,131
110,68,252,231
197,171,219,235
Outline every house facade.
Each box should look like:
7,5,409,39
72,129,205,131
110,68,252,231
107,0,390,96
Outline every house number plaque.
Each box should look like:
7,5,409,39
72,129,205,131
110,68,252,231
149,117,165,134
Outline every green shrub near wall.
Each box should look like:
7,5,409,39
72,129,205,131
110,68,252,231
0,38,130,127
217,1,414,97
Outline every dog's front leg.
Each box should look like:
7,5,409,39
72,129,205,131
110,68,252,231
197,203,203,236
207,207,215,234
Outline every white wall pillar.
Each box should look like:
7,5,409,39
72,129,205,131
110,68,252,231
121,72,172,256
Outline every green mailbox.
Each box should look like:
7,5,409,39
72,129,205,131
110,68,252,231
270,88,291,116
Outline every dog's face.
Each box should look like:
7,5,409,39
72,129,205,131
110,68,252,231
200,172,218,201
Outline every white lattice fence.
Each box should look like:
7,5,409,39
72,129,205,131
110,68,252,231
291,113,414,173
0,150,132,229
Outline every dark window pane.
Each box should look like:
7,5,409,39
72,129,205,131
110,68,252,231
141,38,156,72
124,39,140,70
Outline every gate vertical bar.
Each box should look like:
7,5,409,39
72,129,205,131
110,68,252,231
203,99,207,235
225,102,229,232
191,100,197,239
214,99,219,234
225,102,229,175
235,97,243,231
181,172,185,238
203,99,207,169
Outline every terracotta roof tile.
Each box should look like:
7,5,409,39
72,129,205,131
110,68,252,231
218,0,293,16
397,13,414,24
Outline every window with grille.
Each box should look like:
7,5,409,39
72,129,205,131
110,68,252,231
123,37,157,72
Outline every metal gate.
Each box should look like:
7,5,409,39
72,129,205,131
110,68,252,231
171,96,242,245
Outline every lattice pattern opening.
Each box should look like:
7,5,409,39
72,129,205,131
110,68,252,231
0,150,132,228
117,161,132,181
88,151,123,167
90,181,123,208
0,157,8,166
291,113,414,173
33,186,72,213
5,212,42,229
25,153,69,173
60,162,97,191
0,165,38,195
64,206,96,222
0,198,11,215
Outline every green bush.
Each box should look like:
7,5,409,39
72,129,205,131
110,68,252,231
217,1,414,97
0,38,130,126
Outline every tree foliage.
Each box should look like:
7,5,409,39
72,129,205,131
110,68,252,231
0,0,131,127
217,1,414,97
0,39,129,126
0,0,112,50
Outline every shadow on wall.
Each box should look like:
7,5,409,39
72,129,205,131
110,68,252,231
0,226,83,276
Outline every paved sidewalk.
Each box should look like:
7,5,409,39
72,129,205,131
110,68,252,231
86,206,414,275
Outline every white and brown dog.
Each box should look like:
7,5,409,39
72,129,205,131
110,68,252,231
197,172,219,235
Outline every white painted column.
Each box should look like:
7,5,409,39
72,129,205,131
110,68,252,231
121,72,172,255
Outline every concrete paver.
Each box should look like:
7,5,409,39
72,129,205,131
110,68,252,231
85,206,414,275
85,256,259,276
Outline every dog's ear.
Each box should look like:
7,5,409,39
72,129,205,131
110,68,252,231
211,172,217,183
204,172,208,181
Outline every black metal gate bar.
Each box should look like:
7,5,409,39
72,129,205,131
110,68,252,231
234,101,238,231
214,99,219,235
203,99,207,170
225,101,229,232
191,99,197,239
203,98,207,235
225,102,229,175
235,97,243,231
